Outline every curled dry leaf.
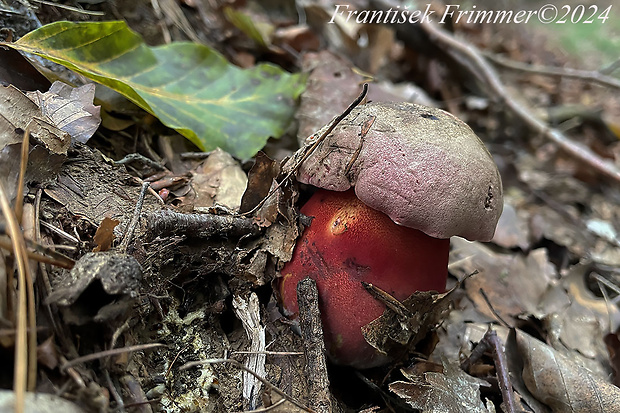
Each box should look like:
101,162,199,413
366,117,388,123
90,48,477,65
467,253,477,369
451,237,556,322
511,329,620,413
0,84,70,202
27,81,101,143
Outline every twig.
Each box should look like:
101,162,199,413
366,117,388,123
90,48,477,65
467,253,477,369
483,52,620,90
14,123,30,224
104,369,126,413
39,220,81,244
114,153,166,171
120,182,150,252
479,288,513,329
297,278,332,413
61,343,166,370
0,236,75,269
416,18,620,182
119,374,151,413
180,358,315,413
232,350,304,356
461,328,516,413
242,83,369,217
30,0,105,15
0,182,31,413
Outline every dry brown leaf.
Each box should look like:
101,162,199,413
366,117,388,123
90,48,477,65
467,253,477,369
191,148,247,211
93,217,120,252
27,81,101,143
512,329,620,413
491,202,530,250
0,84,70,203
295,50,365,145
36,335,59,370
390,359,495,413
451,237,556,322
239,151,280,226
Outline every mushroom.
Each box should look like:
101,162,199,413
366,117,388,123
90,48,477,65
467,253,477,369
278,101,503,368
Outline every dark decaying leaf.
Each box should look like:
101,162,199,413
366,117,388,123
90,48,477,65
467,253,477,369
239,151,283,226
390,359,494,413
4,21,305,159
44,142,160,227
45,252,142,325
0,47,51,91
239,151,279,214
362,285,455,358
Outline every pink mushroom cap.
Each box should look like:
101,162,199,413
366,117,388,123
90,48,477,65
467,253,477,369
297,101,503,241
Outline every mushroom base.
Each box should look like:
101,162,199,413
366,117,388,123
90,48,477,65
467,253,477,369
278,189,449,369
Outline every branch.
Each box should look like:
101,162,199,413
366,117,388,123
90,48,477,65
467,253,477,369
417,19,620,182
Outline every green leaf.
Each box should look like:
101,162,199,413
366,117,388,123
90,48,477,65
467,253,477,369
5,21,305,159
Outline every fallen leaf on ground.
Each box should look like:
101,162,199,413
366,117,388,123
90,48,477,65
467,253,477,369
509,329,620,413
390,359,495,413
27,81,101,143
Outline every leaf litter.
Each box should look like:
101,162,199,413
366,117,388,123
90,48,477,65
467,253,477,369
1,1,620,412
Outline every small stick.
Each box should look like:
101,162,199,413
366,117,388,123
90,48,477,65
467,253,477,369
145,209,261,240
14,123,31,223
242,84,369,217
483,52,620,90
297,278,332,413
114,153,165,171
362,281,409,318
416,18,620,182
180,358,315,413
119,182,150,252
61,343,166,370
461,329,516,413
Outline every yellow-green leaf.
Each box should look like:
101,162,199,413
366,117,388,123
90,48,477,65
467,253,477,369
4,21,305,159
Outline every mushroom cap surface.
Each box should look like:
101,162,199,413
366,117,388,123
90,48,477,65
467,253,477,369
297,101,503,241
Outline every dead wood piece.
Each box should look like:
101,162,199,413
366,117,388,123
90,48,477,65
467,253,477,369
233,293,267,410
145,209,262,240
297,277,332,413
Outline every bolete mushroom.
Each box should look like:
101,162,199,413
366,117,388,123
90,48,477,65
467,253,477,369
278,101,503,368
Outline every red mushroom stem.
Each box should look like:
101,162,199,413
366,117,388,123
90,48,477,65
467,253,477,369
278,189,449,368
